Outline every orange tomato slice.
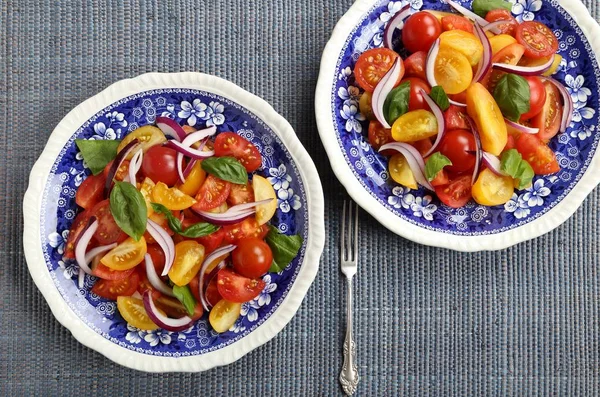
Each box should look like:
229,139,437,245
433,48,473,95
117,125,166,158
177,161,206,196
100,237,147,271
152,181,196,210
391,110,438,142
209,299,242,333
439,30,483,67
168,240,206,286
117,296,159,331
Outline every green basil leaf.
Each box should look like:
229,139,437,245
430,86,450,111
172,285,196,316
75,139,121,175
110,181,147,241
515,160,535,190
471,0,513,18
500,149,534,190
425,152,453,181
151,203,183,233
201,156,248,185
151,202,219,238
383,81,411,125
493,74,531,122
265,226,303,273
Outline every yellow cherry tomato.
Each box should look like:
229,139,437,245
177,161,206,196
152,181,196,210
489,34,517,56
434,48,473,95
439,30,484,67
117,125,166,158
209,299,242,333
139,177,156,216
101,237,147,271
388,154,417,189
359,92,375,121
169,240,205,286
426,10,455,21
391,110,438,143
252,175,277,226
117,296,159,331
472,168,514,206
466,83,507,156
543,54,562,76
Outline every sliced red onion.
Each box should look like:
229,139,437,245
426,38,441,88
198,245,236,310
181,126,217,146
545,77,574,133
183,159,197,179
84,243,117,265
202,260,227,310
504,118,539,134
466,117,483,185
483,21,506,32
481,151,505,176
492,56,554,76
372,57,403,129
75,217,98,275
418,88,446,158
156,116,187,142
379,142,434,191
383,4,411,49
473,23,493,83
78,268,85,288
446,0,501,34
177,153,186,183
127,148,143,186
227,198,274,213
449,98,467,108
165,140,215,159
192,199,274,225
146,218,175,276
144,253,175,297
104,139,139,196
142,290,193,332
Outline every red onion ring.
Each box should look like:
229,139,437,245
127,148,143,186
198,245,237,311
165,140,215,159
417,88,446,158
466,117,483,185
504,118,539,134
473,23,493,83
192,198,274,226
181,126,217,146
445,0,502,34
449,98,467,108
544,77,574,133
383,4,411,49
146,218,175,276
425,38,441,88
372,57,404,128
481,151,505,176
142,290,193,332
492,56,554,76
84,243,117,265
155,116,187,142
75,217,98,275
379,142,434,191
182,159,197,179
483,21,506,32
144,253,175,297
78,268,85,288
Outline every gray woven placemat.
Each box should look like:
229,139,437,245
2,0,600,395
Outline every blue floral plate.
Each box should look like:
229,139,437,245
316,0,600,251
23,73,325,372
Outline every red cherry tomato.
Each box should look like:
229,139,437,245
231,238,273,279
434,174,473,208
368,120,393,152
141,145,179,186
92,262,136,281
516,133,560,175
402,11,442,53
485,9,518,36
521,76,547,121
430,169,449,187
441,15,474,33
227,182,255,206
403,77,431,111
75,173,106,210
444,105,469,131
63,210,92,259
223,217,269,244
404,51,428,81
194,228,226,254
515,21,559,59
91,272,140,300
504,135,517,151
438,130,477,173
205,276,223,307
214,132,262,172
91,199,127,245
146,244,166,275
353,48,404,93
530,80,562,142
192,175,231,211
216,268,266,303
412,138,433,157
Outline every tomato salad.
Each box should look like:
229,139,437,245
66,118,302,333
354,0,574,208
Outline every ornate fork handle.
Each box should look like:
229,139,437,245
339,276,359,395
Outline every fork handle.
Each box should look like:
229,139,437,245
339,276,359,395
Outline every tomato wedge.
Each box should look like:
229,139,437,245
531,80,562,142
216,268,265,303
192,175,231,211
92,261,136,281
441,15,473,33
169,240,205,286
64,210,92,259
368,120,393,151
227,182,254,206
92,272,140,300
444,105,469,131
117,125,166,158
223,217,269,244
116,296,158,331
214,132,262,172
435,174,472,208
100,237,147,271
516,134,560,175
194,228,226,254
76,173,106,210
205,277,223,307
404,51,428,81
177,160,206,197
91,199,127,245
354,48,403,93
485,9,518,36
209,299,241,333
151,181,196,210
515,21,558,60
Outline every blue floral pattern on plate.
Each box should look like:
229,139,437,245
39,89,308,356
331,0,600,235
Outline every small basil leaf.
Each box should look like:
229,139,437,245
172,285,196,316
150,203,183,233
383,81,411,125
425,152,453,181
110,181,147,241
500,149,522,177
515,160,535,190
201,156,248,185
265,226,303,273
493,74,531,122
75,139,121,175
472,0,513,18
430,86,450,111
179,223,220,238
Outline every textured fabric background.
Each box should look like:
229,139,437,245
2,0,600,395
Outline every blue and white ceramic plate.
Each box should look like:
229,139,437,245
316,0,600,251
23,73,325,372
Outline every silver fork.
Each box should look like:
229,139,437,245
339,200,359,396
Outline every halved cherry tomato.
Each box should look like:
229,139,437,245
391,110,438,142
103,159,130,182
531,80,562,142
441,15,473,33
195,228,226,254
404,51,428,81
141,145,179,187
223,217,269,244
504,134,517,151
489,34,517,56
466,83,507,156
144,211,175,244
205,277,223,307
388,154,417,190
368,120,393,151
209,299,241,333
482,43,525,92
359,92,375,120
433,48,473,95
117,125,166,158
521,76,547,120
228,182,254,206
402,11,442,53
92,271,140,300
91,199,127,245
403,77,431,112
151,181,196,210
139,177,155,216
192,175,231,211
76,173,106,210
100,236,147,271
515,21,558,60
232,238,273,279
64,210,91,259
472,168,514,206
252,175,278,225
92,261,136,281
516,133,560,175
116,296,158,330
412,138,433,157
136,265,161,300
177,160,206,197
485,9,518,36
354,48,403,93
439,30,483,67
438,129,477,173
147,244,166,275
444,105,469,131
169,240,205,286
214,132,262,172
430,169,449,187
216,268,265,303
435,174,472,208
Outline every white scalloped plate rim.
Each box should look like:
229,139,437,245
315,0,600,252
23,72,325,372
